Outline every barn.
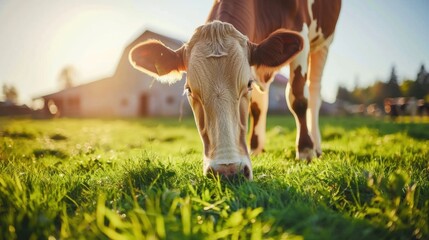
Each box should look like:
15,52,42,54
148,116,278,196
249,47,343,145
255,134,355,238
35,30,192,118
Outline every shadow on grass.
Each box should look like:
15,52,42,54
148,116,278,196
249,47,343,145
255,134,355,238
50,133,68,141
118,158,178,208
206,176,388,240
1,130,36,139
33,149,68,159
116,157,388,239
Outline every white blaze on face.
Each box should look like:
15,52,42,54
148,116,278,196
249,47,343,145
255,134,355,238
185,22,253,179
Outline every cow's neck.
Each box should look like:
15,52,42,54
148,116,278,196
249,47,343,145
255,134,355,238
206,0,256,41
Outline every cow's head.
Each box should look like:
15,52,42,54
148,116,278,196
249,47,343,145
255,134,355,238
129,21,303,180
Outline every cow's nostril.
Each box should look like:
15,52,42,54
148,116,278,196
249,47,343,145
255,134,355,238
243,165,250,179
205,163,252,180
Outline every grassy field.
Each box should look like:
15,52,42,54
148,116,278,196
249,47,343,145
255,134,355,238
0,116,428,239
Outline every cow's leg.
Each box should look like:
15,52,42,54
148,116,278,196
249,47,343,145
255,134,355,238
307,46,329,157
286,31,314,160
249,80,272,154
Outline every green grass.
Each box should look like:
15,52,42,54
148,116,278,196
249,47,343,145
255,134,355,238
0,116,428,239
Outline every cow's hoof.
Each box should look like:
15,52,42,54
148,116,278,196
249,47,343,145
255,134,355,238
297,148,316,162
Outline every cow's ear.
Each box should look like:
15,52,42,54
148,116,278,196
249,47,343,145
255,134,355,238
249,30,303,68
129,40,186,84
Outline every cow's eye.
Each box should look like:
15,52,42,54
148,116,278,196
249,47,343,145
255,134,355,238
248,80,254,91
183,86,192,96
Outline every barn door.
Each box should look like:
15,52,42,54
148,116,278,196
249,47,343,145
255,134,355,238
139,93,149,116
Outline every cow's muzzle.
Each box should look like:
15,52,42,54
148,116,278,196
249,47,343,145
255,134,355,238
204,160,253,180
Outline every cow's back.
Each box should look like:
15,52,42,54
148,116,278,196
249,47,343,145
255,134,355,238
207,0,341,48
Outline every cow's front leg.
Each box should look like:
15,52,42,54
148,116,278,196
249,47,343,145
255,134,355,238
249,80,271,155
286,34,315,161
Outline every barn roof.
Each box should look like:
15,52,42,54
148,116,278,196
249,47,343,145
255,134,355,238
35,77,112,99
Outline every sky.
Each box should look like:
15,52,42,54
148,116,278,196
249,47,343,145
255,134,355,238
0,0,428,106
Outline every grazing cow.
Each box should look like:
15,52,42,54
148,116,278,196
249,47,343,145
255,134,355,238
129,0,341,179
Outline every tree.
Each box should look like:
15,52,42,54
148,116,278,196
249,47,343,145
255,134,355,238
336,64,429,105
2,84,18,104
416,64,428,84
388,66,399,85
58,65,76,89
385,66,401,98
370,81,387,107
352,86,367,104
410,64,429,99
400,79,414,97
336,85,354,103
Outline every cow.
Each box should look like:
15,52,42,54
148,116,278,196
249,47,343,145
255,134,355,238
129,0,341,180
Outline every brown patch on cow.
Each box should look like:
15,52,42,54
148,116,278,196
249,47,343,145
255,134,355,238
290,65,313,151
253,0,311,42
206,0,256,37
298,131,314,151
292,97,313,151
250,102,261,127
290,66,307,117
250,133,259,150
243,165,251,179
291,66,306,97
249,102,261,151
312,0,341,38
292,97,307,116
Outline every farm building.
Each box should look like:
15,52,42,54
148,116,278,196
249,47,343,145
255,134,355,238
35,30,192,118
